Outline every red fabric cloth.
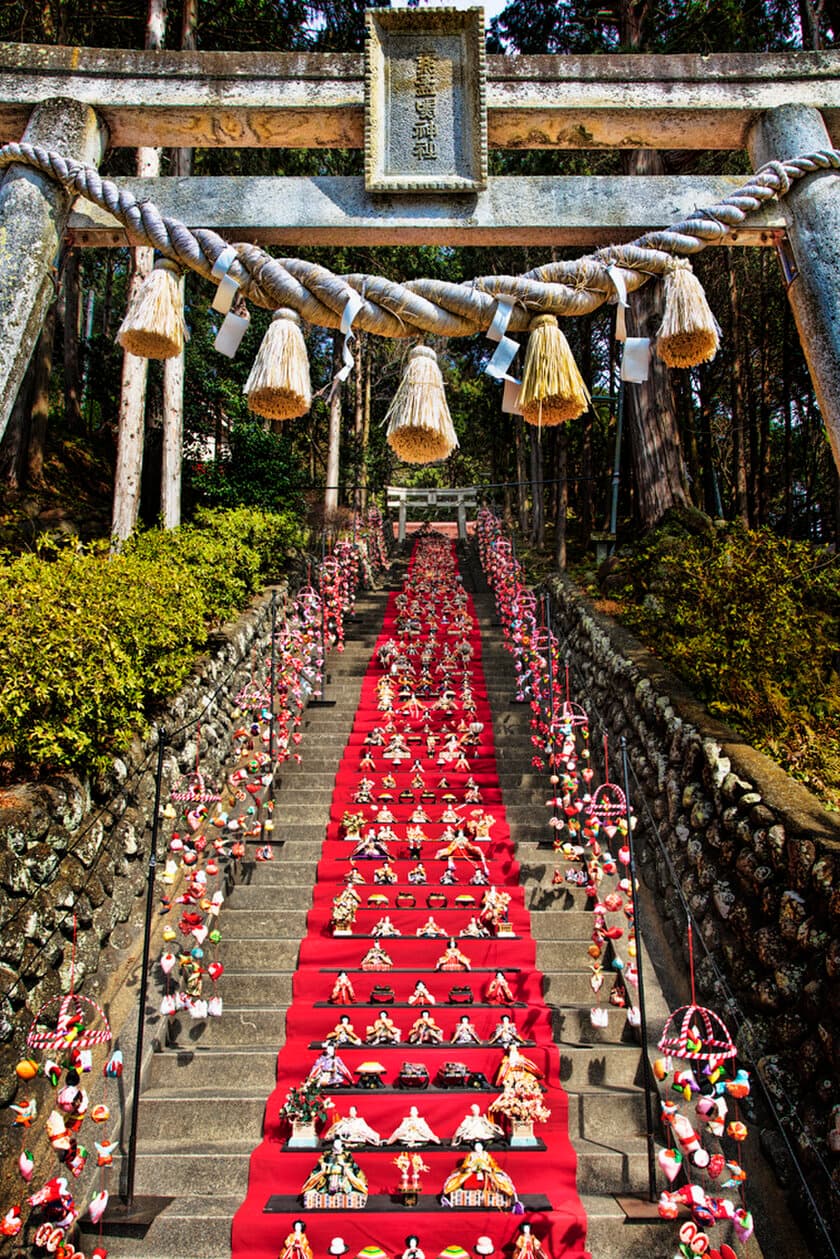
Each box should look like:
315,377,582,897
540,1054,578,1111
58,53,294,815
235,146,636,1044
231,543,590,1259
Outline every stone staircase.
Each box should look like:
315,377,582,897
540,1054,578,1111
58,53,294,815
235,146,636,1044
471,577,669,1259
98,554,666,1259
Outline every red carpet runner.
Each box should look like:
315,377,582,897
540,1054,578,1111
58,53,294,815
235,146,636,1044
232,537,590,1259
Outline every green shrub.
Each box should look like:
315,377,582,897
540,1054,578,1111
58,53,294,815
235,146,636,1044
608,519,840,808
0,507,302,776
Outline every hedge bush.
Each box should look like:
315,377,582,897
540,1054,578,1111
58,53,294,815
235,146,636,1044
0,507,303,776
603,517,840,809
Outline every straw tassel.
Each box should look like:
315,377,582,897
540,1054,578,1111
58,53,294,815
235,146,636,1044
656,265,720,368
518,314,590,426
244,308,312,423
385,345,459,465
117,258,186,360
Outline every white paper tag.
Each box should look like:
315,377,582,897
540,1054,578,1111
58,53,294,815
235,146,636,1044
486,336,520,381
607,265,629,343
210,246,240,314
211,271,240,315
214,310,250,358
502,377,524,415
336,290,364,382
485,296,521,386
620,337,650,382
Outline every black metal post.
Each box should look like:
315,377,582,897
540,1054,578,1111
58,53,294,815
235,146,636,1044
545,594,556,732
620,735,658,1203
608,380,625,551
126,727,168,1208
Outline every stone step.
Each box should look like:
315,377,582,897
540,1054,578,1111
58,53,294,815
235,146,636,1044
90,1190,242,1259
575,1137,651,1195
252,839,324,860
551,1005,641,1046
153,1000,641,1052
136,1082,646,1148
215,910,604,946
225,885,316,911
146,1041,642,1101
220,938,301,970
125,1130,650,1206
581,1192,670,1259
541,970,623,1005
147,1046,278,1090
559,1044,645,1090
137,1095,267,1146
215,971,293,1005
228,859,318,885
219,883,606,913
566,1085,648,1142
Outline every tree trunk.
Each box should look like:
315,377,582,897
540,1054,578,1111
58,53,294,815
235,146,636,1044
579,315,594,544
111,0,167,543
528,426,544,547
727,250,750,525
353,334,364,512
163,0,193,531
782,305,793,534
360,342,371,512
161,276,185,529
62,247,83,431
172,0,198,177
514,419,529,534
324,331,342,518
102,251,113,337
555,426,568,571
0,347,37,488
620,153,689,528
697,371,721,518
799,0,822,48
27,301,58,487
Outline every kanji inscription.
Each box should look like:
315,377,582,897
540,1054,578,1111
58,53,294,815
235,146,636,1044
364,6,488,194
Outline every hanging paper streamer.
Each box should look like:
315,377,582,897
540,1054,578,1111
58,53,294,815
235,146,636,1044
210,245,241,315
335,290,365,385
608,265,650,383
485,297,525,415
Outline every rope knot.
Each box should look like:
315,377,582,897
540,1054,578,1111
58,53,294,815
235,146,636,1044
761,160,791,197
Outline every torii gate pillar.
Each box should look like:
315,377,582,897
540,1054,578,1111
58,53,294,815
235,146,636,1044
0,98,107,444
748,104,840,473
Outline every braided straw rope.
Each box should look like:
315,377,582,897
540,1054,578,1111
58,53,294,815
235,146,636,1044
1,144,838,338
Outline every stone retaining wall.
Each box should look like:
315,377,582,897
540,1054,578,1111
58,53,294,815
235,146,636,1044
545,572,840,1204
0,582,287,1104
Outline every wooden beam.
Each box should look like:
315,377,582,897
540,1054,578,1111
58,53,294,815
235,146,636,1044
1,45,840,150
65,174,783,248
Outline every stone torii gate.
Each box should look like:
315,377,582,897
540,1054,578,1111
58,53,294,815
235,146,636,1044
387,485,478,543
1,37,840,473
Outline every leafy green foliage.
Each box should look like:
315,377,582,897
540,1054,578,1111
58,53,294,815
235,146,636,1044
603,516,840,807
184,422,303,515
0,508,302,777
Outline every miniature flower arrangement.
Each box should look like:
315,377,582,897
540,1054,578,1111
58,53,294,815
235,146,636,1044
488,1078,551,1125
281,1078,334,1126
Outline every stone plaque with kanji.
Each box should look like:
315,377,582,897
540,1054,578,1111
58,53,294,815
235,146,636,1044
364,6,488,194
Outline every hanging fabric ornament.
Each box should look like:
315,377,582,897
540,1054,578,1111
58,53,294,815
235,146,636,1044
385,345,458,464
117,257,186,359
518,314,590,426
243,308,312,423
656,263,720,367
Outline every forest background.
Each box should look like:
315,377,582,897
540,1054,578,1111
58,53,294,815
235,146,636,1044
0,0,839,807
